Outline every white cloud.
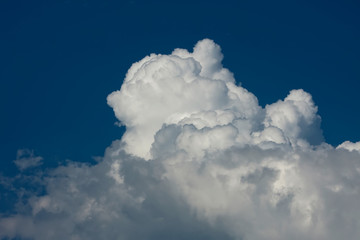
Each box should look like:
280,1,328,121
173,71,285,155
264,89,323,146
337,140,360,152
107,39,259,159
1,39,360,240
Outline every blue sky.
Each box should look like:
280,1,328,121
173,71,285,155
1,0,359,174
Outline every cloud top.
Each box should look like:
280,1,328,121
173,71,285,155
108,39,262,158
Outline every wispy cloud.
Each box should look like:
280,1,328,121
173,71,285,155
13,149,43,171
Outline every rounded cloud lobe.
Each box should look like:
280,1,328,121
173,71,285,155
1,39,360,240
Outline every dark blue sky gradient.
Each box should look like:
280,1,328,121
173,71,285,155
1,0,359,174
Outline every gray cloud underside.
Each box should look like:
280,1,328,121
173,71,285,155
1,39,359,240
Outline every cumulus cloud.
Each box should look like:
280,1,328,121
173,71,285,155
1,39,360,240
107,39,259,159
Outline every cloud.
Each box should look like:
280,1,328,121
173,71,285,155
1,39,360,240
337,141,360,152
107,39,259,159
13,149,43,171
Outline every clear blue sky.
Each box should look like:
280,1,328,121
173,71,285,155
1,0,359,174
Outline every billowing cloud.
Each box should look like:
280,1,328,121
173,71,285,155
1,39,360,240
